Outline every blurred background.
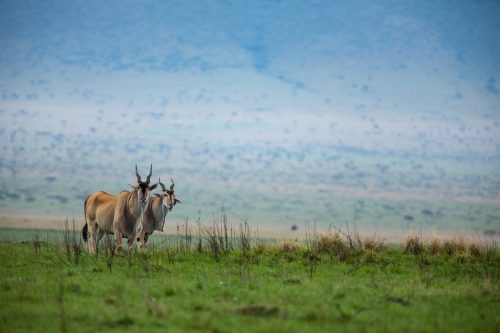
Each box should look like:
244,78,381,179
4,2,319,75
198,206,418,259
0,1,499,235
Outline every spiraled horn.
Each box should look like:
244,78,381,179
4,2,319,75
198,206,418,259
145,164,152,184
170,178,175,191
159,178,167,192
135,164,142,183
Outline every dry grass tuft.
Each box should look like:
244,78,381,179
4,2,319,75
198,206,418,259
362,235,387,252
254,242,272,255
415,234,497,259
426,238,442,255
317,233,351,260
318,233,342,252
468,242,483,258
420,233,498,259
280,240,300,254
404,233,424,255
442,238,467,255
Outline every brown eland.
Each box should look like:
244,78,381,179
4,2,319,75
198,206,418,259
83,164,157,253
137,178,181,248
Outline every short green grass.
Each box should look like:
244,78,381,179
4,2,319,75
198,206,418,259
0,231,498,333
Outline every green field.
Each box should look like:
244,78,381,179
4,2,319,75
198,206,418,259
0,227,498,333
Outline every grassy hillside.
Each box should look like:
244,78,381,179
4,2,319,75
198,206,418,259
0,224,498,333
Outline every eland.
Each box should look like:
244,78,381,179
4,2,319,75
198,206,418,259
83,165,157,253
138,178,181,248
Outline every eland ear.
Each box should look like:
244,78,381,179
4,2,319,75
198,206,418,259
154,193,161,197
174,198,182,205
149,183,158,191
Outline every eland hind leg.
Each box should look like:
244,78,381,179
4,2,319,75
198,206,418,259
94,227,105,253
86,222,98,254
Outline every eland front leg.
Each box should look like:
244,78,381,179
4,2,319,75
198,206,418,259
128,226,142,251
113,224,124,253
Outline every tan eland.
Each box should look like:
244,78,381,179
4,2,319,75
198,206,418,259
137,178,181,248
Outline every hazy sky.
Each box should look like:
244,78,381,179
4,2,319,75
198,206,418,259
0,1,499,231
1,1,499,116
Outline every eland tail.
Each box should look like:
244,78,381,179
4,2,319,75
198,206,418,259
82,195,89,242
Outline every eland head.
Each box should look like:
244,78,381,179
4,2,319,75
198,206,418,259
131,164,158,209
158,178,182,211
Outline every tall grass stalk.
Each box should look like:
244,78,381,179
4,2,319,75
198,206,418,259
305,223,320,277
239,220,251,259
58,218,82,265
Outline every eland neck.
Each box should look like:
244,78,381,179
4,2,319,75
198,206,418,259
127,189,144,218
151,196,168,231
